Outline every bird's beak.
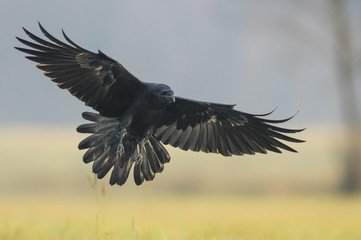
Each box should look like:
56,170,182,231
171,95,175,103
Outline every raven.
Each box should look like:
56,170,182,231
16,23,305,186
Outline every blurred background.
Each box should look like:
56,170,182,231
1,0,361,239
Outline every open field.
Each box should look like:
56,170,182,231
1,193,361,240
1,125,360,239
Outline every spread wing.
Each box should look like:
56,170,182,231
15,22,145,117
154,97,305,156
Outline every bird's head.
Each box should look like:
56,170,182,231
145,83,175,109
158,84,175,104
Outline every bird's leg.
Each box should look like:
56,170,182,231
116,116,132,155
116,127,126,155
134,138,146,163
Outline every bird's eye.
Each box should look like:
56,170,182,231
162,91,173,96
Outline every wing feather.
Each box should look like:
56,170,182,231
16,22,145,117
154,97,304,156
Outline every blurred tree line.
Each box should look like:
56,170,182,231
251,0,361,192
330,0,361,192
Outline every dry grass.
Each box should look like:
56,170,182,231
1,125,359,239
1,192,361,240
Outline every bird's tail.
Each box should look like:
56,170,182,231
76,112,170,186
133,135,171,185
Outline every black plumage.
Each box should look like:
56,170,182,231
15,23,305,186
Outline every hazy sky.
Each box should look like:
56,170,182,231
1,0,360,126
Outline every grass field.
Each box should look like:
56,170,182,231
1,126,360,240
2,192,361,240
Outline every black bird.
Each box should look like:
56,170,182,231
15,23,305,186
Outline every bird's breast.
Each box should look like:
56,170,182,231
124,101,160,138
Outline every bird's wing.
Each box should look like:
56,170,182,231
154,97,305,156
15,23,145,117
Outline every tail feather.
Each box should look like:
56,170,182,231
145,140,164,173
97,148,119,179
76,123,98,133
82,112,101,122
83,144,106,163
149,136,171,164
133,162,144,185
92,148,110,173
97,161,114,179
132,136,170,185
78,134,104,150
77,111,170,187
141,154,155,181
109,154,122,185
